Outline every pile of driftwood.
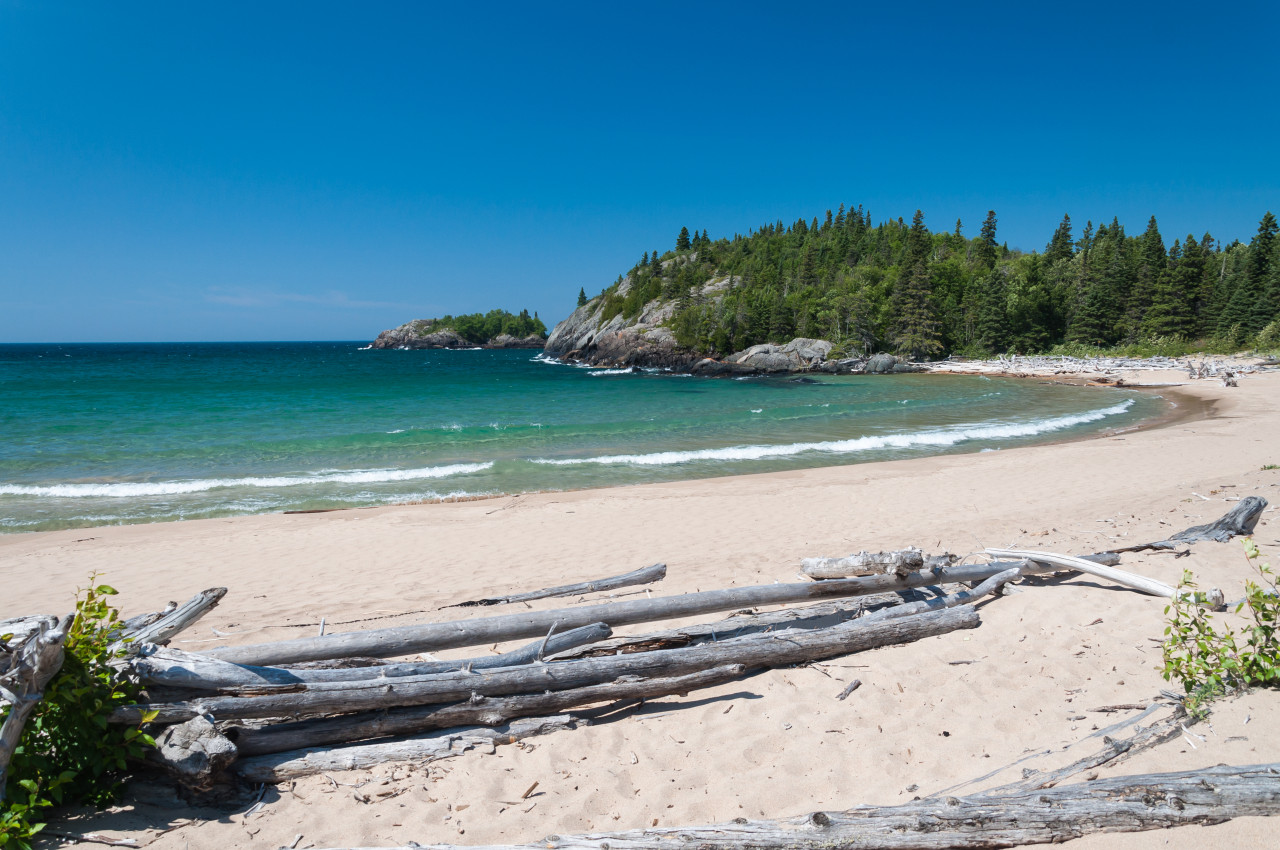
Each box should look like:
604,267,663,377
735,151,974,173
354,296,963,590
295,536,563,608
1,498,1272,846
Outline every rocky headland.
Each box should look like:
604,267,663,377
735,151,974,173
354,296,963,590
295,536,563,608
371,319,546,350
545,274,919,377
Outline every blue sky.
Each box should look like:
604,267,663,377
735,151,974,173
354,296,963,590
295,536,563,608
1,1,1276,342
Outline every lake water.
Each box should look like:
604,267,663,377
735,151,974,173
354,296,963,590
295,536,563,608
0,343,1165,532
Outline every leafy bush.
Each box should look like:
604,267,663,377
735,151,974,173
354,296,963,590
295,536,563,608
1162,540,1280,718
1,580,154,849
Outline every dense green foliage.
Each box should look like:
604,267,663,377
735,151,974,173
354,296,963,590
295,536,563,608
425,309,547,343
1163,540,1280,719
1,581,154,849
589,207,1280,359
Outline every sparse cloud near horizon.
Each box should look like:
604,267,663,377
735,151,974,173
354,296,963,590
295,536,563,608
203,287,416,312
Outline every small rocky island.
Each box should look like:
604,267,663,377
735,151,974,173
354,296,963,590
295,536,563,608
372,310,547,350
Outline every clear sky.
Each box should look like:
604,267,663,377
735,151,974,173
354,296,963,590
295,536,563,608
1,1,1276,342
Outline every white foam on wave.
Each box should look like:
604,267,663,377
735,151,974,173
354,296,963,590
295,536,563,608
0,462,495,499
532,400,1134,468
588,368,635,376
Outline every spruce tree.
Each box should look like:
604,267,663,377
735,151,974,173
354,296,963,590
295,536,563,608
975,268,1010,353
676,227,691,251
892,261,942,360
976,210,998,268
577,288,588,307
1217,213,1278,336
1044,214,1074,266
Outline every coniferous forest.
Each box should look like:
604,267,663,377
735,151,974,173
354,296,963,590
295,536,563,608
590,209,1280,360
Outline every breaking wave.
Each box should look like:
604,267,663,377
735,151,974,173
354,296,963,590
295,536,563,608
531,401,1133,467
0,462,495,499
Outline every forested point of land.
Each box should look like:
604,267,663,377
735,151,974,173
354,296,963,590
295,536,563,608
585,209,1280,360
427,309,547,343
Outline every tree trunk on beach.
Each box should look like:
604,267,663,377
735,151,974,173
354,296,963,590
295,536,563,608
341,762,1280,849
114,606,980,724
204,564,1011,666
443,564,667,608
230,664,746,756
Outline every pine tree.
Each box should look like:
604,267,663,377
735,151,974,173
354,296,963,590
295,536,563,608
1218,212,1278,336
892,261,942,360
577,288,588,307
641,251,649,267
676,227,691,251
1044,214,1074,266
975,268,1010,353
976,210,998,268
834,203,846,229
904,209,929,268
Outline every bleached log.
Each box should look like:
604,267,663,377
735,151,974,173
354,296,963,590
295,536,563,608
860,568,1022,622
230,664,746,756
335,762,1280,849
127,622,613,690
207,563,1011,666
986,548,1182,599
550,598,886,660
803,549,960,579
1113,495,1268,552
1,614,73,803
111,587,227,654
114,605,979,724
443,563,667,608
235,715,580,783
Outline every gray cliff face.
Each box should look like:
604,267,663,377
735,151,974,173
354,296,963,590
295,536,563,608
544,276,697,370
371,320,545,350
546,277,920,376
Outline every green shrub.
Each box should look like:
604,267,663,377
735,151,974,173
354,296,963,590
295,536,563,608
1162,540,1280,718
1,580,154,849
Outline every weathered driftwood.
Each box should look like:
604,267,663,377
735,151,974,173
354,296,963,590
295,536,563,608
860,568,1021,622
1113,496,1268,552
443,564,667,608
230,664,746,756
115,605,980,724
235,715,580,783
985,548,1186,600
147,715,238,790
0,614,72,803
207,563,1011,666
111,587,228,654
127,623,613,690
548,597,896,660
343,762,1280,850
803,549,958,579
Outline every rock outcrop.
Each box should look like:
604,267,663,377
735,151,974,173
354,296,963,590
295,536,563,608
371,320,545,350
546,273,928,376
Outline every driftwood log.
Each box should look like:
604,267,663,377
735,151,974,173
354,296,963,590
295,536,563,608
331,762,1280,849
230,664,746,756
207,563,1015,666
985,548,1183,599
860,568,1021,622
1113,496,1268,552
236,715,580,783
115,605,980,724
803,548,958,579
127,622,614,690
0,614,72,802
443,564,667,608
110,587,228,654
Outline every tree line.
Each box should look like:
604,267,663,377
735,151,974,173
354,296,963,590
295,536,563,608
587,208,1280,359
432,309,547,343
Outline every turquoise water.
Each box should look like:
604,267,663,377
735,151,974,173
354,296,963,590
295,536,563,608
0,343,1165,532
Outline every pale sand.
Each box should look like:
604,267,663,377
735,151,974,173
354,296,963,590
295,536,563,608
3,366,1278,849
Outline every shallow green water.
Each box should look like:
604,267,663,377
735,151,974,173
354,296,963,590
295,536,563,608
0,343,1165,532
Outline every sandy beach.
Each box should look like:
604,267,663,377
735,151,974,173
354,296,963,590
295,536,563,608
4,362,1278,849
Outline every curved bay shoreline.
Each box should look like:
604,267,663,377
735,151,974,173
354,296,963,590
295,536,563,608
1,359,1277,849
